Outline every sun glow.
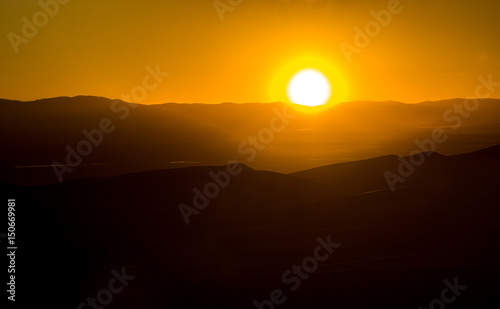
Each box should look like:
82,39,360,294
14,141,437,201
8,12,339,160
287,69,331,107
269,55,349,112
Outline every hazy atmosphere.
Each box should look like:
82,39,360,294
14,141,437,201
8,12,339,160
2,1,500,308
1,0,500,103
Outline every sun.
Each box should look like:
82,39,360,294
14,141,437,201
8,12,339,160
269,54,349,112
287,69,331,107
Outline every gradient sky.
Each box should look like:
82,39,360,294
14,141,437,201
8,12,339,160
1,0,499,104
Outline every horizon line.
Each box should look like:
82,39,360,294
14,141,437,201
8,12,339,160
1,95,500,106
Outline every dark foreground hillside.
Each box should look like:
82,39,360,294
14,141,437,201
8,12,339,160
3,145,500,308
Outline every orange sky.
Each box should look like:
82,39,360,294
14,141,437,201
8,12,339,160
1,0,499,104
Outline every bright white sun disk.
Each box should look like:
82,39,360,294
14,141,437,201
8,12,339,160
287,69,331,107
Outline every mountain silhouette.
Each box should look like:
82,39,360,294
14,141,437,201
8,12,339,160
2,96,500,186
5,144,500,308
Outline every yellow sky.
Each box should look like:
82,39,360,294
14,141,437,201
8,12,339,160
1,0,499,104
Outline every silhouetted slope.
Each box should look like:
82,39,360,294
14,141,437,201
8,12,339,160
291,145,500,195
5,145,500,308
289,155,400,194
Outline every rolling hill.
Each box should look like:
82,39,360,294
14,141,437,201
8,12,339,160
4,144,500,308
1,96,500,186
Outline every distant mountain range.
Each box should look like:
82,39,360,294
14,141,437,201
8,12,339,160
1,96,500,185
